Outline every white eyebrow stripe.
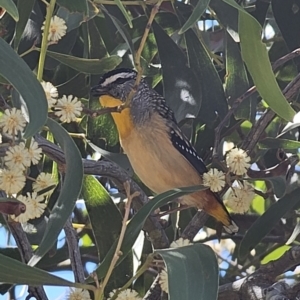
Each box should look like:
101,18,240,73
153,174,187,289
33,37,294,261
101,72,134,87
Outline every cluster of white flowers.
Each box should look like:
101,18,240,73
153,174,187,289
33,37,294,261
202,147,254,213
42,15,67,43
41,81,83,122
67,288,91,300
108,289,142,300
0,108,57,223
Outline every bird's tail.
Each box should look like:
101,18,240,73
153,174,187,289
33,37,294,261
203,191,238,234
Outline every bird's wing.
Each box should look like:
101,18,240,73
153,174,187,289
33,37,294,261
169,124,208,176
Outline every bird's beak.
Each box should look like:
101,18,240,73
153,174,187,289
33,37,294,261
90,85,107,97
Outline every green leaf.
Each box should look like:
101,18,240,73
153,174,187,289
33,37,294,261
28,118,84,266
41,49,122,74
0,38,48,138
209,0,238,41
56,0,88,14
0,253,75,286
88,185,208,281
184,29,228,127
0,0,19,21
224,0,295,122
14,0,35,50
82,175,123,258
113,0,132,28
261,245,290,264
239,187,300,259
153,21,202,122
88,142,133,175
225,33,254,120
246,176,286,199
178,0,210,34
157,245,218,300
102,7,135,56
258,138,300,150
82,176,133,290
57,3,99,32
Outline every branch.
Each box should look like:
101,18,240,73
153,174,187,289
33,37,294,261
33,135,169,250
64,217,85,283
214,48,300,158
242,72,300,154
218,245,300,300
3,211,48,300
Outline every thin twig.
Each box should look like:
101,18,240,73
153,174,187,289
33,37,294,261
124,0,164,108
100,182,140,295
82,106,120,118
242,72,300,154
110,254,154,300
213,48,300,159
32,134,170,250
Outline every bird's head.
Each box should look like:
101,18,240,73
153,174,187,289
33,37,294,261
91,68,138,103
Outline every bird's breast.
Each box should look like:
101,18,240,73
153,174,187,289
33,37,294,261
120,114,202,194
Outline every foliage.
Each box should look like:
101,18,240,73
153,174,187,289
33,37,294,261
0,0,300,299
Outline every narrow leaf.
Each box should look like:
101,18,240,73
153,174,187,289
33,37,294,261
179,0,210,34
185,29,228,127
41,49,122,74
225,32,254,120
224,0,295,121
82,176,133,290
0,38,48,138
0,0,19,21
88,141,133,175
102,7,135,56
258,138,300,150
0,253,75,286
29,118,83,266
113,0,133,28
14,0,35,49
239,187,300,259
88,185,208,281
56,0,88,14
157,245,218,300
153,21,201,122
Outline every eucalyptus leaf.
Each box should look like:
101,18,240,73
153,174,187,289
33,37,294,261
102,7,135,56
258,138,300,150
0,253,75,286
56,0,88,14
82,175,133,290
178,0,210,34
88,141,133,175
157,245,218,300
28,118,83,266
87,185,208,281
185,29,228,127
0,38,48,138
153,21,201,122
224,0,295,122
14,0,35,50
239,187,300,259
225,32,254,121
113,0,132,28
41,49,122,74
0,0,18,21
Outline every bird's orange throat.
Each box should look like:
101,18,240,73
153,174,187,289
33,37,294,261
99,95,134,139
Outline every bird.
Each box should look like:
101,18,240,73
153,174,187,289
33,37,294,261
91,68,238,234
